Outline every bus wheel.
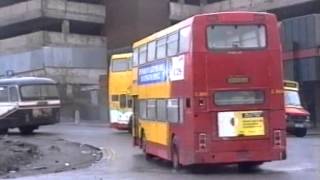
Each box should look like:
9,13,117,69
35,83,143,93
294,128,307,137
19,126,37,135
238,162,262,173
0,128,8,135
128,117,133,134
141,134,153,160
171,144,181,170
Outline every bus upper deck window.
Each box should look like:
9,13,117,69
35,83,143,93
133,49,139,67
139,45,147,64
179,26,191,53
147,41,156,61
112,59,129,72
207,25,266,50
111,95,119,101
156,38,167,59
167,32,179,56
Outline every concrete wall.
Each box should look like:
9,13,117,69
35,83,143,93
169,2,200,21
45,67,106,84
203,0,317,12
44,0,105,23
0,0,42,27
0,46,106,76
0,31,106,55
167,0,319,21
106,0,170,50
0,0,105,28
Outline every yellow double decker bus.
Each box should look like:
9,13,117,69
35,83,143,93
108,53,133,132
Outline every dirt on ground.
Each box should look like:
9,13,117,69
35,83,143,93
0,134,103,179
0,137,39,175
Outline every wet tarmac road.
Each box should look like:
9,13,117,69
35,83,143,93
13,123,320,180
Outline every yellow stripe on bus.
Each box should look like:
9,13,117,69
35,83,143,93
138,82,171,99
139,120,169,146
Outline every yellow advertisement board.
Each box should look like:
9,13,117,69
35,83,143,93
218,111,265,137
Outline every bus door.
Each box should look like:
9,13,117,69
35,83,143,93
132,95,140,146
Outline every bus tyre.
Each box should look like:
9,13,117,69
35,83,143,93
128,117,133,135
294,128,307,137
19,126,36,135
142,134,153,160
238,162,262,173
172,144,181,170
0,128,8,135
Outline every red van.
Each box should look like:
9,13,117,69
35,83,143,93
284,81,310,137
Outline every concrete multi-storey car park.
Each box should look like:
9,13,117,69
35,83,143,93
1,0,320,125
106,0,320,128
0,0,106,120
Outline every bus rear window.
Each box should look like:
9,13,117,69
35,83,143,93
214,91,264,106
207,25,266,50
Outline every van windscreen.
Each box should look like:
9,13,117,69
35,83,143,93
20,85,59,101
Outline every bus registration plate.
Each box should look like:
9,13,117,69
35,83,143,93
218,111,265,137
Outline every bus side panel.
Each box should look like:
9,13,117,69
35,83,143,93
139,120,171,160
169,51,197,164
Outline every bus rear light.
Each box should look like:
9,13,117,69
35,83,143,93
273,130,283,147
198,133,208,151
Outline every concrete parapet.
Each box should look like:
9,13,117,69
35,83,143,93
169,2,200,21
202,0,317,12
0,31,106,55
0,0,105,28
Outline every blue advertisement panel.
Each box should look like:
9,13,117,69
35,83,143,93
138,60,167,85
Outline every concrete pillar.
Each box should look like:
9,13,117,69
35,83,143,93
62,20,70,34
314,83,320,128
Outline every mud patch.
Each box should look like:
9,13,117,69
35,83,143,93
0,138,39,175
0,135,102,179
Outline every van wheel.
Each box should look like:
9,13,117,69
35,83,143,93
19,126,37,135
0,128,8,135
294,128,307,137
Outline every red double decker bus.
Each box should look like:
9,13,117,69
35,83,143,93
132,12,286,171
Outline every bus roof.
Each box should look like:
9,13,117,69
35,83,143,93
111,53,132,60
0,77,57,86
133,17,194,48
133,11,275,48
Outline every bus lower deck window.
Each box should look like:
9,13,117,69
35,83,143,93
214,91,264,106
111,95,119,101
